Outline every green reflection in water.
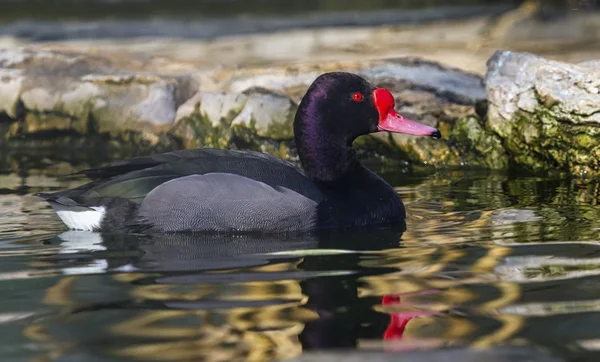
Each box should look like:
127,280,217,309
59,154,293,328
1,156,600,361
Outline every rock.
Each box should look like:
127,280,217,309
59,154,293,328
0,48,198,140
485,50,600,176
233,87,297,139
173,87,296,147
218,58,485,105
176,58,487,166
359,58,486,105
451,116,508,169
0,48,495,168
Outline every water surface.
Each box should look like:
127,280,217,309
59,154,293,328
2,159,600,361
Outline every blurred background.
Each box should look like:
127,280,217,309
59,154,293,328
1,0,600,73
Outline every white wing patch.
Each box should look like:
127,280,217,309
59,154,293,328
54,206,106,231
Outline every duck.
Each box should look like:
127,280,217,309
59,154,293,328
36,72,441,233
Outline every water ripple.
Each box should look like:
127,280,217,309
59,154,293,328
2,167,600,361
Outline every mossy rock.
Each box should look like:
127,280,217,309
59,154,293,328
485,50,600,177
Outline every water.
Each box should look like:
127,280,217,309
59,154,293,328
2,158,600,362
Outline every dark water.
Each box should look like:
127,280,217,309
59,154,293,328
2,159,600,362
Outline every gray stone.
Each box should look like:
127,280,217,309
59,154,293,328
221,58,486,106
175,88,296,140
485,50,600,176
486,51,600,126
359,58,486,105
0,48,198,137
232,87,296,139
175,91,248,128
0,48,502,169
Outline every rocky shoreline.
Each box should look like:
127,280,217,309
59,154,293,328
2,9,600,177
0,48,487,167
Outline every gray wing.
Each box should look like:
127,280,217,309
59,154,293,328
137,173,321,233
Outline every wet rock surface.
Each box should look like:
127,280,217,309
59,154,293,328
0,48,197,143
485,50,600,176
0,48,487,167
1,45,599,175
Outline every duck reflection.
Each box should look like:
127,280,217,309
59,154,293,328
36,222,443,361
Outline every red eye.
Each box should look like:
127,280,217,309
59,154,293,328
352,92,364,102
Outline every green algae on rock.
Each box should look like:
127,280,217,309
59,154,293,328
0,48,493,168
173,58,489,167
12,47,587,172
485,50,600,176
170,88,296,159
451,116,508,169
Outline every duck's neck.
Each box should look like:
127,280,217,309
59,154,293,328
294,119,360,183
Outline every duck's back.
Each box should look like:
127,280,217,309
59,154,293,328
71,149,324,203
37,149,326,233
